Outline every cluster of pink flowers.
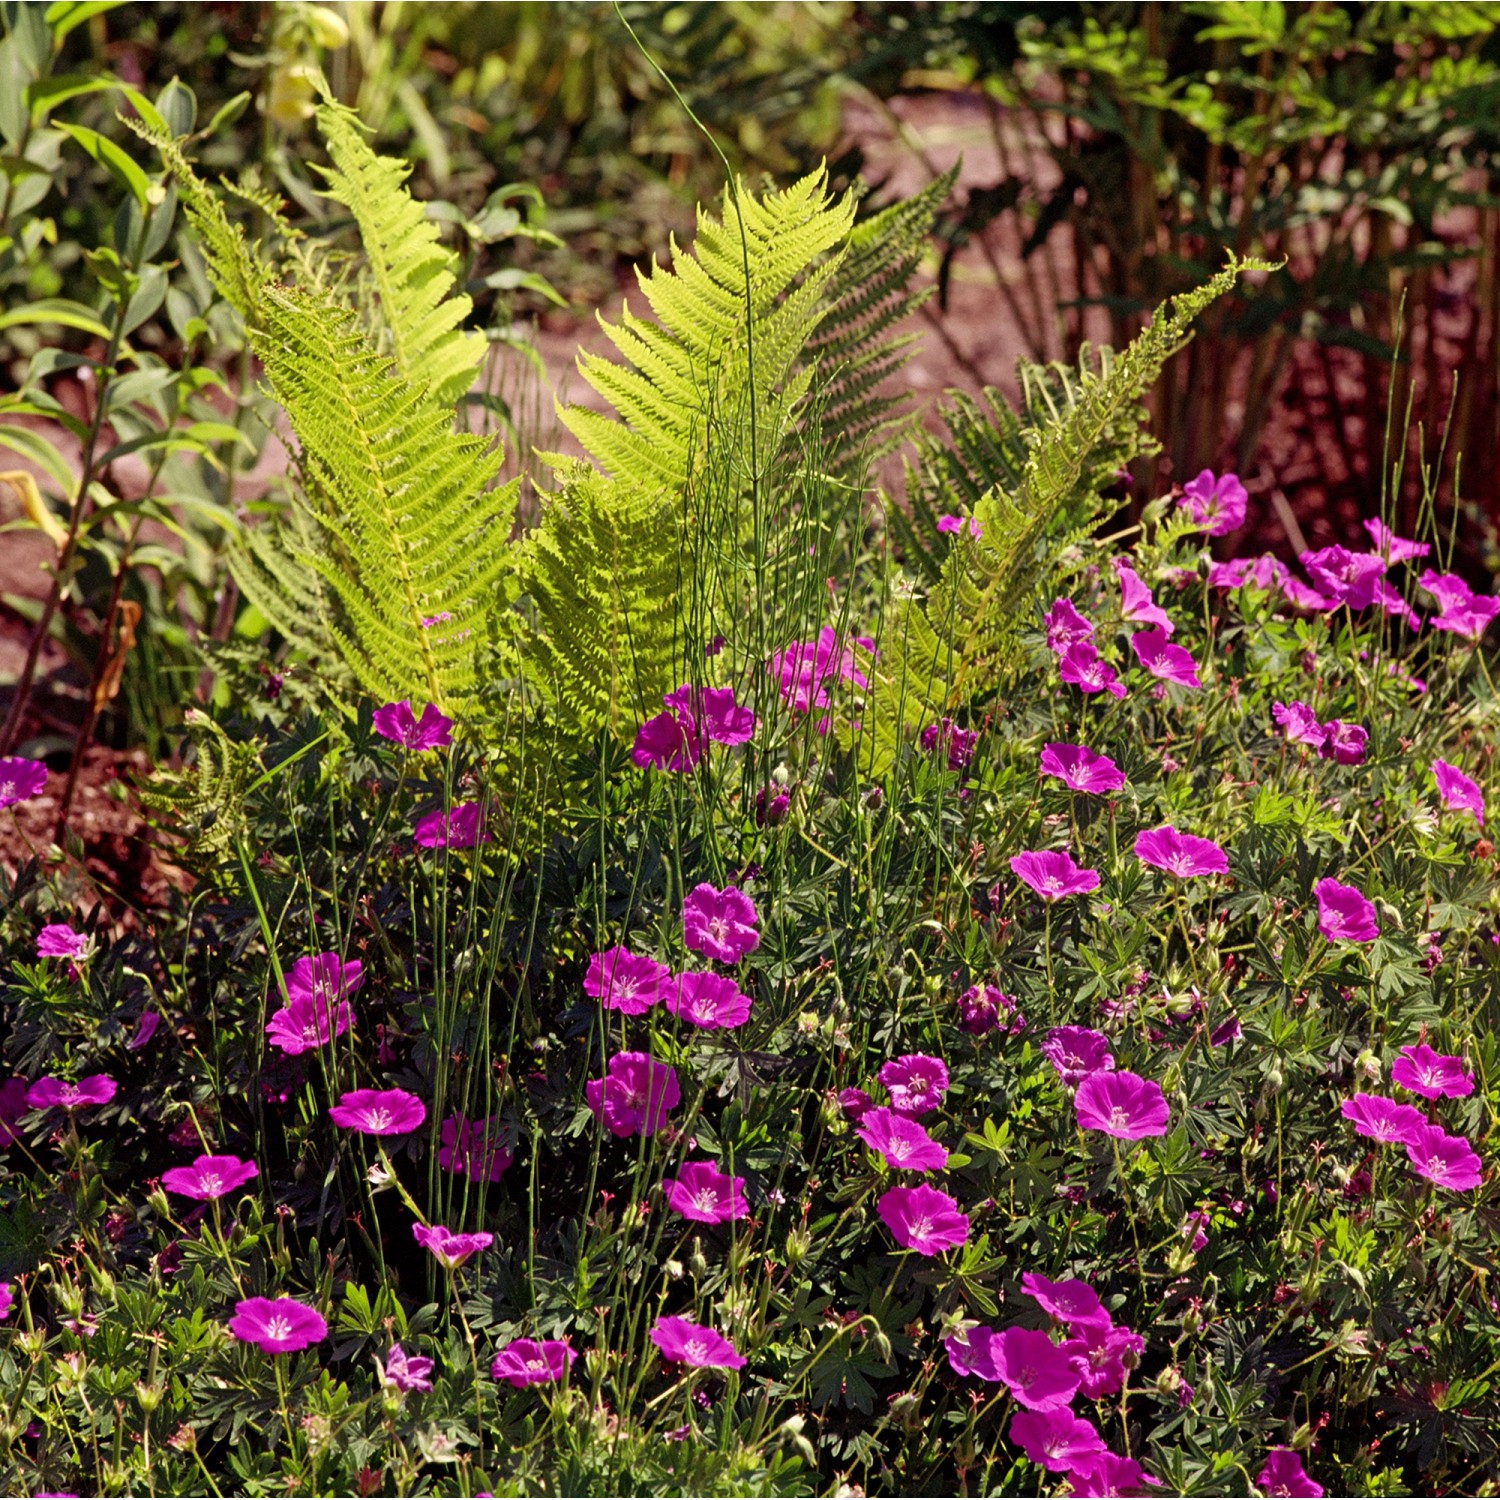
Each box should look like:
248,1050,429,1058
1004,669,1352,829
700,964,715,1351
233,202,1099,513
1271,702,1367,765
768,627,876,725
1342,1044,1481,1192
632,683,756,771
919,716,979,771
265,952,363,1056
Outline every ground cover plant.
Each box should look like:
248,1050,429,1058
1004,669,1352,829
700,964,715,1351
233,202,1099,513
3,31,1500,1500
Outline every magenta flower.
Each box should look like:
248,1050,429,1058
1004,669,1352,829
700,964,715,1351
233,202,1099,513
1339,1093,1425,1146
227,1296,327,1354
1420,571,1500,640
1281,576,1337,612
769,627,875,716
0,756,46,809
1020,1271,1110,1328
585,1052,680,1137
36,924,87,961
285,952,363,1007
1044,597,1095,654
956,983,1007,1036
1129,629,1201,688
439,1113,512,1182
856,1107,948,1173
1068,1452,1162,1497
1058,643,1125,699
412,1222,494,1269
1040,742,1125,795
0,1077,28,1146
1301,545,1386,609
937,513,982,538
328,1088,427,1135
1074,1070,1169,1140
1113,562,1174,634
663,1160,749,1223
377,1344,433,1393
1391,1044,1473,1100
1177,469,1247,535
1010,849,1100,903
1432,759,1485,825
1010,1408,1107,1474
1318,721,1367,766
878,1054,949,1116
1257,1448,1324,1498
679,685,755,746
921,717,979,771
1042,1026,1115,1088
584,946,669,1015
1371,578,1421,630
665,971,752,1029
1060,1322,1143,1400
944,1323,1005,1380
1364,518,1429,563
877,1183,969,1255
1405,1124,1483,1191
26,1075,116,1112
160,1153,259,1201
1314,877,1378,943
1272,702,1325,748
682,883,760,963
838,1087,873,1122
1207,560,1248,589
649,1315,746,1370
491,1336,577,1387
990,1325,1081,1410
1133,825,1228,878
632,708,703,772
413,800,488,849
372,699,453,751
128,1011,160,1051
0,1283,11,1321
265,994,352,1055
1417,569,1474,614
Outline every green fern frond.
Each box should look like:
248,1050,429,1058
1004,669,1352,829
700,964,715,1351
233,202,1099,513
518,461,680,737
314,101,487,409
138,709,261,863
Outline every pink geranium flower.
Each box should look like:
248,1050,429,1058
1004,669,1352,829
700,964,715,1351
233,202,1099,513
284,952,363,1007
1300,545,1386,609
0,1283,12,1321
1370,578,1421,630
663,684,756,747
838,1087,873,1122
920,718,979,771
990,1325,1081,1410
26,1075,116,1112
663,1160,749,1223
1011,1408,1107,1474
1020,1271,1110,1328
649,1315,746,1370
682,883,760,963
265,995,352,1055
1417,569,1474,613
0,756,46,809
1391,1044,1473,1100
160,1154,258,1201
1129,629,1201,688
1133,826,1228,878
328,1088,426,1135
128,1011,160,1051
1060,1322,1143,1399
1257,1448,1324,1498
586,1052,680,1137
1208,560,1248,589
1314,877,1378,943
1068,1452,1162,1497
878,1054,948,1116
944,1323,1005,1380
1010,850,1100,903
877,1183,969,1255
1058,643,1125,699
1272,701,1325,748
1339,1093,1425,1146
439,1113,512,1182
1044,598,1095,654
769,628,875,716
372,699,453,751
1281,576,1338,612
1074,1071,1169,1139
1419,570,1500,639
1318,721,1367,765
957,983,1015,1036
937,513,982,538
377,1343,433,1393
856,1107,948,1173
491,1337,577,1386
665,971,752,1029
632,708,703,771
1364,518,1429,563
1177,469,1247,535
36,924,87,961
1042,1026,1115,1088
412,1222,494,1269
1113,561,1174,634
1040,743,1125,795
413,801,488,848
584,947,670,1015
1405,1124,1483,1191
1432,760,1485,825
227,1296,327,1354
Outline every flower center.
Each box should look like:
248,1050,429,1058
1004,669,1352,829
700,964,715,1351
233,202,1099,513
685,1340,707,1362
1017,1364,1036,1386
693,1188,720,1213
1109,1106,1131,1131
367,1109,391,1130
910,1216,932,1240
200,1174,222,1195
265,1317,290,1341
888,1139,910,1161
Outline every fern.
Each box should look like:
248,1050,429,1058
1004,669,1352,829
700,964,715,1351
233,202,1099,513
314,101,488,410
858,256,1268,770
139,709,262,864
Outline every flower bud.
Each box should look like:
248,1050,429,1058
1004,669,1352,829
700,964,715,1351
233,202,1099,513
1354,1049,1382,1084
785,1228,812,1267
136,1382,164,1413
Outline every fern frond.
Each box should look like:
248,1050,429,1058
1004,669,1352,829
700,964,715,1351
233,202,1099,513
227,498,343,671
518,461,680,737
314,101,487,409
138,709,261,863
